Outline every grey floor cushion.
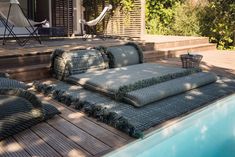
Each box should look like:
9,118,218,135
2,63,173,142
0,89,44,140
0,87,60,140
123,72,217,107
106,42,144,68
67,63,200,99
51,48,109,80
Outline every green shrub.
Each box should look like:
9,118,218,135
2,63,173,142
171,3,201,36
145,0,182,34
145,0,235,49
199,0,235,49
146,0,201,36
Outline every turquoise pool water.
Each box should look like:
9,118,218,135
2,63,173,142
106,94,235,157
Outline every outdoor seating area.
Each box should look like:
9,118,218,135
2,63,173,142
0,0,235,156
0,33,235,156
32,42,235,138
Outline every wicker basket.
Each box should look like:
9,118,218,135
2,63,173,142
180,54,203,68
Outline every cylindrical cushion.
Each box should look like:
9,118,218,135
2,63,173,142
123,72,217,107
106,42,144,68
51,48,108,80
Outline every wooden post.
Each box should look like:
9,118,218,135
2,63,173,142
140,0,146,40
234,30,235,46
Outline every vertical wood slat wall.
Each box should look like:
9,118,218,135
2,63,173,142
84,0,145,39
52,0,73,36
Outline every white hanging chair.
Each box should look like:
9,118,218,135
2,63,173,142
80,4,112,40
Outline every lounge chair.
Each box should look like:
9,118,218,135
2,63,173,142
0,0,47,46
80,4,112,40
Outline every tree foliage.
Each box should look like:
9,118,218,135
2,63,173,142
146,0,235,49
199,0,235,49
146,0,182,34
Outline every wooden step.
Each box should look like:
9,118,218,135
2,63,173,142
143,50,169,62
0,40,129,58
2,64,51,82
154,37,209,49
157,43,217,58
139,37,211,51
0,53,51,69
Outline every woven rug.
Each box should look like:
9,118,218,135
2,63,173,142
34,77,235,138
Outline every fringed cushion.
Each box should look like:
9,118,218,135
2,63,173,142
0,89,44,140
67,63,201,99
106,42,144,68
43,103,61,120
0,77,28,89
51,49,108,80
0,89,60,140
123,72,217,107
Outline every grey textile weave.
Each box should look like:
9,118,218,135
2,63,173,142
0,77,28,89
123,72,217,107
67,63,200,99
106,42,144,68
0,77,60,140
33,78,235,138
0,89,44,140
51,48,109,80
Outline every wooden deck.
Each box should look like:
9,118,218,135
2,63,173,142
0,94,133,157
1,36,235,157
0,38,131,82
0,38,128,58
154,50,235,79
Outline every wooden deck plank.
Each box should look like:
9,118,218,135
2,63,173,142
49,100,129,147
41,96,133,143
47,116,110,155
13,129,61,157
31,122,90,157
0,137,30,157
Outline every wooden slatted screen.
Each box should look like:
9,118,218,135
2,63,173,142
83,0,145,39
52,0,73,36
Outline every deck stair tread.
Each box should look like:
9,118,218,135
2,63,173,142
1,64,51,82
2,64,50,73
0,39,128,58
157,43,216,52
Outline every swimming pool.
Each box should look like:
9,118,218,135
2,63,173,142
106,94,235,157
